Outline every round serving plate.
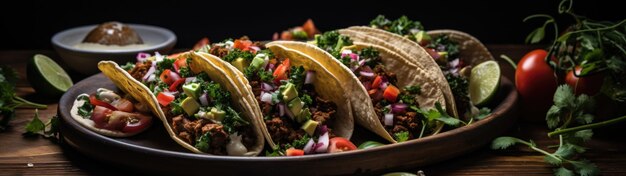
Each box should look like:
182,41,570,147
59,73,518,175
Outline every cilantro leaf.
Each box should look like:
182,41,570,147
570,160,599,176
554,143,577,159
394,131,409,142
195,133,211,152
404,85,421,94
222,49,255,62
553,167,575,176
490,136,521,150
553,85,575,108
576,114,594,124
435,116,462,126
474,107,492,120
546,105,561,129
574,130,593,142
24,109,45,135
544,154,563,165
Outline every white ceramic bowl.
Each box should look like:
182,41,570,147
52,23,176,75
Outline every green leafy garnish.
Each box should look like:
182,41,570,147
394,131,409,142
223,49,254,62
121,62,135,71
76,95,93,118
195,132,211,152
1,66,47,131
404,85,421,94
222,106,249,133
370,15,424,37
23,109,59,138
266,134,311,156
289,66,306,90
24,109,45,135
314,31,353,58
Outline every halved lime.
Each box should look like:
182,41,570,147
27,54,73,97
469,60,501,106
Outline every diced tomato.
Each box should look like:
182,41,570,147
285,148,304,156
120,112,152,134
193,37,210,51
90,95,117,111
273,59,290,83
328,137,357,153
160,69,181,85
233,39,253,51
280,31,293,40
175,58,188,72
302,19,318,38
368,89,378,95
92,105,113,129
383,85,400,103
157,92,175,106
169,78,185,92
371,76,383,89
111,98,134,112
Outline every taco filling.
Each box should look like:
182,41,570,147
207,37,340,155
313,31,449,141
126,54,254,156
71,88,153,137
370,15,489,121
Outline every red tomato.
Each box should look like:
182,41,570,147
92,105,113,129
193,37,209,51
515,49,558,121
120,112,153,134
173,58,188,73
280,31,293,40
111,98,134,112
233,39,253,51
566,66,604,95
90,95,117,111
383,85,400,103
169,78,185,91
157,92,175,106
160,69,181,85
302,19,318,38
285,148,304,156
273,59,290,83
371,76,383,89
328,137,357,153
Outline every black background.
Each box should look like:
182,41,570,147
1,0,623,50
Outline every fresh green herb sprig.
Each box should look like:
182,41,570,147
1,66,47,131
23,109,59,139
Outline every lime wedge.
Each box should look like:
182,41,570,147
469,60,501,106
27,54,73,97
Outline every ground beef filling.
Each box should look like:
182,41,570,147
170,114,255,155
127,60,152,81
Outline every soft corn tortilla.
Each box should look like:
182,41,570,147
426,29,495,66
70,93,150,137
271,41,445,143
98,53,265,156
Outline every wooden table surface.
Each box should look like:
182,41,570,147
2,46,626,175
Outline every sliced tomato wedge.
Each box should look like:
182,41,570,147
89,95,117,111
92,105,113,129
383,85,400,103
371,76,383,89
328,137,357,153
273,58,290,83
157,92,175,106
160,69,181,85
193,37,210,51
174,58,188,73
169,78,185,91
120,112,153,134
286,148,304,156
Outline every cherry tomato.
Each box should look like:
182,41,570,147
383,85,400,103
157,92,175,106
515,49,558,121
160,69,181,85
92,105,113,129
328,137,357,153
566,66,604,95
120,112,153,134
90,95,117,111
285,148,304,156
273,59,290,83
193,37,209,51
111,98,134,112
302,19,318,38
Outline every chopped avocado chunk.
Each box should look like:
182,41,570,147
437,52,448,63
296,108,311,124
288,97,304,118
292,29,308,40
195,110,214,120
231,57,250,72
183,83,201,99
181,97,200,116
281,82,298,102
211,107,226,121
301,120,319,136
249,54,266,70
415,31,431,44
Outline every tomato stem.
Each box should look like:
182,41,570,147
499,55,517,70
548,115,626,137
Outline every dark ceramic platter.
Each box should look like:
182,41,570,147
58,73,518,175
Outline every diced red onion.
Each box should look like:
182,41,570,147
359,71,375,78
155,52,164,62
304,71,316,84
278,103,286,117
260,92,273,104
379,82,388,90
185,77,196,83
136,52,151,62
350,53,359,61
199,93,209,106
358,59,366,67
142,65,156,81
449,59,460,68
250,46,260,52
166,91,179,96
384,113,394,126
341,50,352,57
303,138,315,154
391,103,408,114
261,83,274,92
315,132,330,153
147,74,156,82
361,66,373,73
317,125,328,135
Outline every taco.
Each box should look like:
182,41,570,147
98,52,265,156
199,37,354,155
273,31,461,143
70,87,154,137
349,15,495,120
